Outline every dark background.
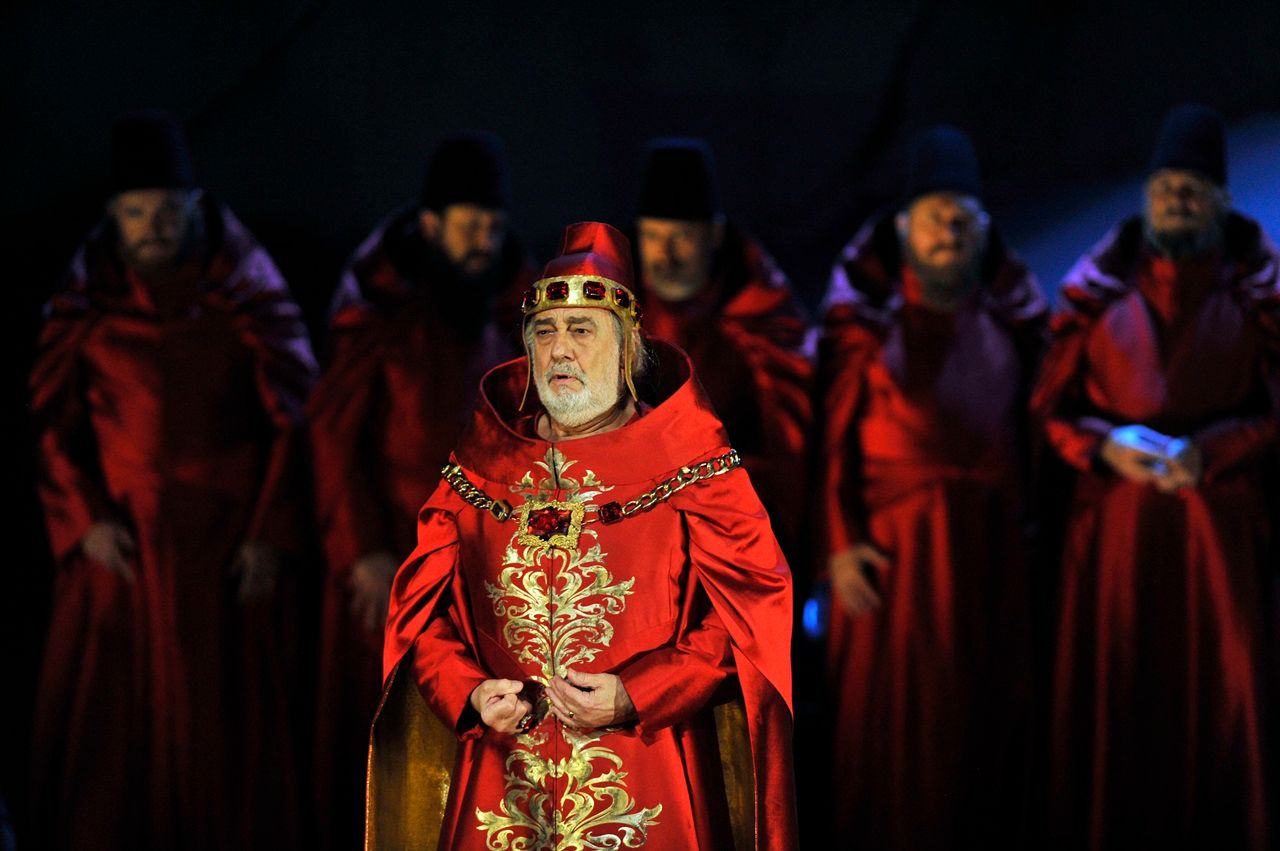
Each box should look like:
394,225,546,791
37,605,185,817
4,0,1279,840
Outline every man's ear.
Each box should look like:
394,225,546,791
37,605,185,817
418,209,442,241
895,210,910,241
710,216,727,251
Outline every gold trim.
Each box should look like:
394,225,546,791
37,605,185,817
524,273,641,324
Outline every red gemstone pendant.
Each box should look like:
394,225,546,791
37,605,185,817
516,499,585,549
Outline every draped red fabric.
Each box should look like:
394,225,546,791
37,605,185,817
375,342,797,850
29,205,317,850
308,210,535,849
636,226,812,550
1031,214,1280,850
818,215,1046,849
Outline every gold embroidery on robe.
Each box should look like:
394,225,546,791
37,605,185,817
477,447,662,848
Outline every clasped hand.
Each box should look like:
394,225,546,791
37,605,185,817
470,669,636,735
1100,425,1202,493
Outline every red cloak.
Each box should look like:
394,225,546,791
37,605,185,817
308,210,536,849
819,216,1047,849
637,226,812,549
366,341,797,850
29,204,317,850
1031,214,1280,849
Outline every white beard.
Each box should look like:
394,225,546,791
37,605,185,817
534,341,623,428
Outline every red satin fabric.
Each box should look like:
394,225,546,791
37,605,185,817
308,211,535,849
1031,215,1280,849
29,206,317,850
637,226,812,548
819,217,1046,849
378,342,797,849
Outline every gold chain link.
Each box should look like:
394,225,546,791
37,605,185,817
441,450,741,525
618,450,741,517
441,463,513,521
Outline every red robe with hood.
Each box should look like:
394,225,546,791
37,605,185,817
366,342,797,850
308,209,535,849
818,216,1046,849
1031,213,1280,849
637,226,811,549
29,204,317,850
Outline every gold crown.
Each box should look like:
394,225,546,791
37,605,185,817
518,275,644,410
520,274,643,326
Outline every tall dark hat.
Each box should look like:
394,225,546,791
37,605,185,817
111,109,195,192
421,131,512,211
637,138,722,220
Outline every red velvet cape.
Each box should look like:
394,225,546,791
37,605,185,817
367,342,797,850
818,214,1047,849
29,204,317,850
1031,213,1280,849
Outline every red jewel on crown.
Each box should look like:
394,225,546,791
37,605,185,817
583,280,606,299
527,505,573,540
614,288,631,308
520,288,538,311
545,280,569,301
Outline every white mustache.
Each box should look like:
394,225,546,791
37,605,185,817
544,362,587,385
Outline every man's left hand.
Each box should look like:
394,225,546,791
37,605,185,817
230,541,281,603
1155,441,1204,493
547,668,636,729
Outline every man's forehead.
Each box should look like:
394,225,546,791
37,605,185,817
531,308,611,326
443,203,506,222
113,187,195,207
909,192,983,216
1147,168,1214,189
636,216,709,235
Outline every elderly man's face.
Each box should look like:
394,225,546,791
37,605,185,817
1144,169,1226,258
420,203,507,277
529,307,625,427
110,188,202,272
899,192,988,280
636,217,722,302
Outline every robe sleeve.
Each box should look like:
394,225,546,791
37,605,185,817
231,265,318,555
1029,308,1115,471
618,594,734,737
618,457,793,736
30,300,115,562
1192,285,1280,482
310,319,391,574
668,462,794,714
816,326,877,561
384,485,491,740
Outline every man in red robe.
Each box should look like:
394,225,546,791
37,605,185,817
308,132,537,849
1032,104,1279,849
818,126,1046,849
365,222,797,850
631,139,811,548
29,110,317,849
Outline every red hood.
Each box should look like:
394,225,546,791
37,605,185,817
454,339,731,486
822,211,1045,331
1056,212,1280,326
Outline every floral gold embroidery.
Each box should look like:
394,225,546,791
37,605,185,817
477,447,661,848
